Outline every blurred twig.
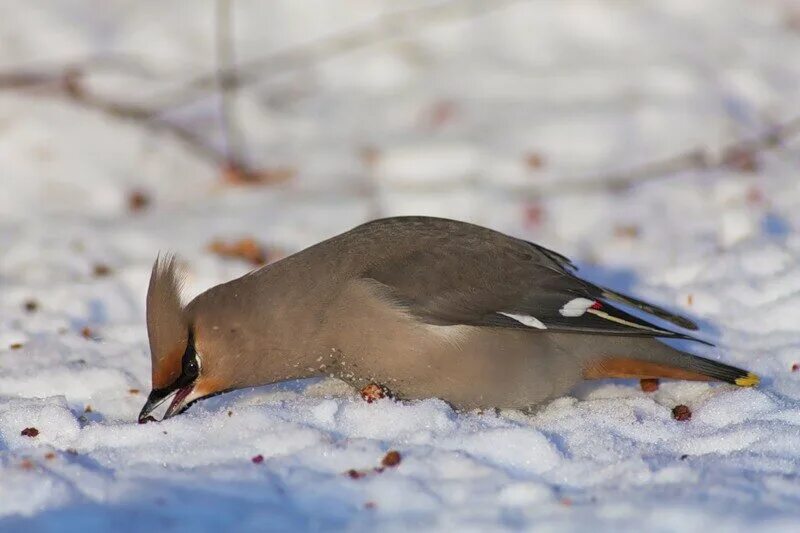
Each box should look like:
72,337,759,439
2,63,799,192
216,0,250,175
0,0,516,175
0,53,166,83
1,0,799,192
147,0,525,111
0,0,522,174
0,67,228,166
527,117,800,197
0,0,523,114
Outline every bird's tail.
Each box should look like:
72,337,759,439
583,340,759,387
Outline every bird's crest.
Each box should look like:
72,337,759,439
146,254,188,388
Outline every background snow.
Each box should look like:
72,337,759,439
2,0,800,530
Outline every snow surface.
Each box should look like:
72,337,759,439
3,0,800,531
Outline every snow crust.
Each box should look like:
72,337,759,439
3,0,800,531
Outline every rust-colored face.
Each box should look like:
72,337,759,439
141,256,236,421
152,344,185,390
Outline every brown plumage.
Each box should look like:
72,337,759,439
139,217,759,421
146,255,187,389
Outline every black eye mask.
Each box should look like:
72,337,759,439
177,330,200,386
138,328,200,422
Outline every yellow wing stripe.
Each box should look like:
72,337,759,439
585,308,663,333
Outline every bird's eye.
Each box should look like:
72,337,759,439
178,328,200,383
182,354,199,380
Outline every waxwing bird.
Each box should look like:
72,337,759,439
139,217,759,421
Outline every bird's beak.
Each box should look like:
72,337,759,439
163,385,195,419
138,384,196,422
138,387,170,422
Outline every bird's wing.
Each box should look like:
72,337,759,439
360,231,706,344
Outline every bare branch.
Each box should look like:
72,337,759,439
147,0,526,111
3,63,799,193
2,0,799,195
216,0,248,171
534,117,800,197
0,67,227,166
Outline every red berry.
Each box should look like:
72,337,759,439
672,405,692,421
381,450,402,467
21,427,39,437
640,379,659,392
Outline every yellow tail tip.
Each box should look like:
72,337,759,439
735,373,760,387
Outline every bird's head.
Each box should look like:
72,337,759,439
138,255,235,422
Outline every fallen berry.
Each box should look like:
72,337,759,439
251,454,264,464
425,99,457,129
221,163,296,186
128,190,151,212
672,404,692,421
524,151,545,170
381,450,402,468
346,469,365,480
360,383,389,403
640,379,659,392
92,263,113,277
346,451,403,480
208,238,269,266
21,427,39,437
722,146,759,173
523,203,544,228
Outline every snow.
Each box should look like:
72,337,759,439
3,0,800,530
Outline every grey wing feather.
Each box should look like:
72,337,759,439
521,239,698,330
358,220,705,344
